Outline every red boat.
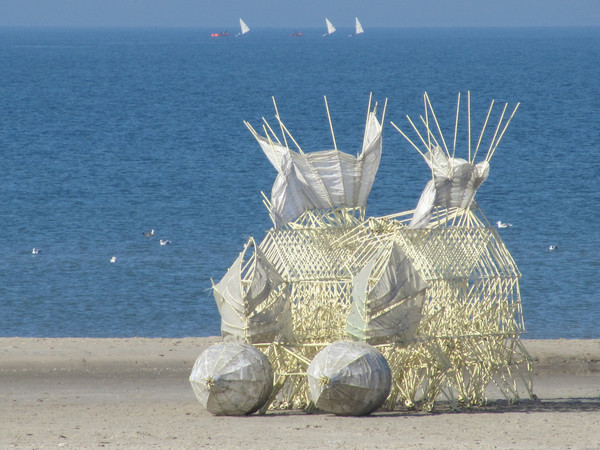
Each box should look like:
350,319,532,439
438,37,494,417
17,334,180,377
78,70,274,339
290,32,302,37
210,31,230,38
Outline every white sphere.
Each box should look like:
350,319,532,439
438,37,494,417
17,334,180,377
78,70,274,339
307,341,391,416
189,342,273,415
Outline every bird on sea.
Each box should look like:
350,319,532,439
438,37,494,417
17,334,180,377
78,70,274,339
496,221,512,229
159,239,171,246
143,229,155,237
32,248,41,254
110,256,117,263
548,244,559,251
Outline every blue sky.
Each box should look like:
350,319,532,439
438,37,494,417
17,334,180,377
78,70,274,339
1,0,599,28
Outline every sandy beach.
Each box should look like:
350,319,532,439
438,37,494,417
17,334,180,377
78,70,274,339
1,337,599,449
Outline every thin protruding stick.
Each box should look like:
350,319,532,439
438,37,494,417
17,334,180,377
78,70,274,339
487,102,520,161
424,93,431,150
390,121,428,160
278,118,304,154
263,124,284,172
425,92,451,159
405,115,435,159
380,97,388,126
467,91,472,162
419,115,444,154
473,100,495,162
262,117,282,145
485,102,508,162
272,96,289,150
453,92,460,160
324,95,337,151
361,92,373,155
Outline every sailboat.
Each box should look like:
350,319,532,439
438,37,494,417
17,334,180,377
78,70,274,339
350,17,364,37
237,18,250,37
322,18,336,37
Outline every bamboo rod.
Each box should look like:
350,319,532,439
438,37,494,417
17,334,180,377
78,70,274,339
390,121,428,160
324,95,338,151
467,91,471,163
272,96,289,150
262,117,282,145
453,92,460,160
472,100,495,162
424,92,451,160
278,119,304,154
485,102,508,162
487,102,520,162
263,125,284,172
360,92,373,155
424,93,431,150
381,97,388,128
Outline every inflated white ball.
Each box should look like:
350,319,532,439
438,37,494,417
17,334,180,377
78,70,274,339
189,342,273,415
307,341,391,416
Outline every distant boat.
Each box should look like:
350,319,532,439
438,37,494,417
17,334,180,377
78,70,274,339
210,31,230,38
323,18,336,37
290,31,303,37
349,17,364,37
237,18,250,37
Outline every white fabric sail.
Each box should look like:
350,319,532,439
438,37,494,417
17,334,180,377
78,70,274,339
410,145,490,228
355,18,364,35
239,18,250,35
256,111,383,228
213,238,291,343
347,242,428,344
325,18,336,35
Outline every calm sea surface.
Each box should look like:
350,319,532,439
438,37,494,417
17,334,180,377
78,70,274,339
0,27,598,338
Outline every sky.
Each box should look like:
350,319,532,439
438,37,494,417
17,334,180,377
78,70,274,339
0,0,599,28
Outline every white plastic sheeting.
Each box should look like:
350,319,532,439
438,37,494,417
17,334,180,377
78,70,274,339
347,242,428,345
307,341,391,416
189,342,273,415
410,146,490,228
257,112,383,228
213,238,291,343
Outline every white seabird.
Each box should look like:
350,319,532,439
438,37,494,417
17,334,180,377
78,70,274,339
496,221,512,229
32,248,41,254
548,245,558,251
143,229,155,237
110,256,117,263
160,239,171,246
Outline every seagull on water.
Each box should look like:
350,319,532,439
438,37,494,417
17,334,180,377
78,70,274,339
160,239,171,246
496,221,512,229
548,244,558,251
32,248,41,254
143,229,155,237
110,256,117,263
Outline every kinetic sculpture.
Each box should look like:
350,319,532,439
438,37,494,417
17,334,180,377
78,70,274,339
205,93,534,415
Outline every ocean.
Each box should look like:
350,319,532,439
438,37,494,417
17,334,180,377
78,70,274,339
0,27,598,339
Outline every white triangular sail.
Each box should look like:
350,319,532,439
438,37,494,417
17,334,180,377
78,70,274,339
213,238,291,343
347,243,428,345
355,18,364,35
239,18,250,35
325,18,336,35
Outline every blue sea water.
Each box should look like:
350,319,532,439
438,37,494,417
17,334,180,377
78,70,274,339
0,27,598,339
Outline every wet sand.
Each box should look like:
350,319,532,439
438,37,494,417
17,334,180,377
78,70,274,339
1,337,599,449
